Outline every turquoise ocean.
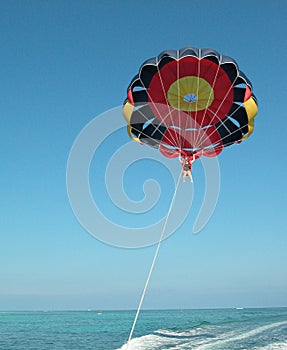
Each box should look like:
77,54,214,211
1,308,286,349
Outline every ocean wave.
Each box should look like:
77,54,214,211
116,326,239,349
194,321,287,350
116,332,179,350
117,320,287,350
154,323,214,338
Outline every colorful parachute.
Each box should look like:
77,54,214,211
123,47,258,158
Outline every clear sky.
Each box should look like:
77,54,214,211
1,0,286,311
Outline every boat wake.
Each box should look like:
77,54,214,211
117,320,287,350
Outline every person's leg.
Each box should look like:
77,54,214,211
182,171,187,182
188,171,193,182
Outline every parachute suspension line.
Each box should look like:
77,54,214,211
155,55,181,148
177,50,182,152
138,75,180,150
133,105,167,142
194,56,221,148
135,77,167,144
126,171,182,350
196,63,240,148
193,49,201,138
190,50,203,153
138,60,178,148
132,105,176,153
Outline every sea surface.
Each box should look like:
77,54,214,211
0,308,286,349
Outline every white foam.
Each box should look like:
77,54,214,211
116,332,179,350
194,321,287,350
154,328,199,337
116,327,207,350
116,321,287,350
253,341,287,350
117,325,244,350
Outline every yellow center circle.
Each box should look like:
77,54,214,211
167,76,214,112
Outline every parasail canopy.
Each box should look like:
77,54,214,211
123,47,258,159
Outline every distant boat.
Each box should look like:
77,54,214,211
236,307,244,310
97,311,103,315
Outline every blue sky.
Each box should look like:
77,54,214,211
1,0,287,311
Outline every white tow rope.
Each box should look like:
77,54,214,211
126,172,182,349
